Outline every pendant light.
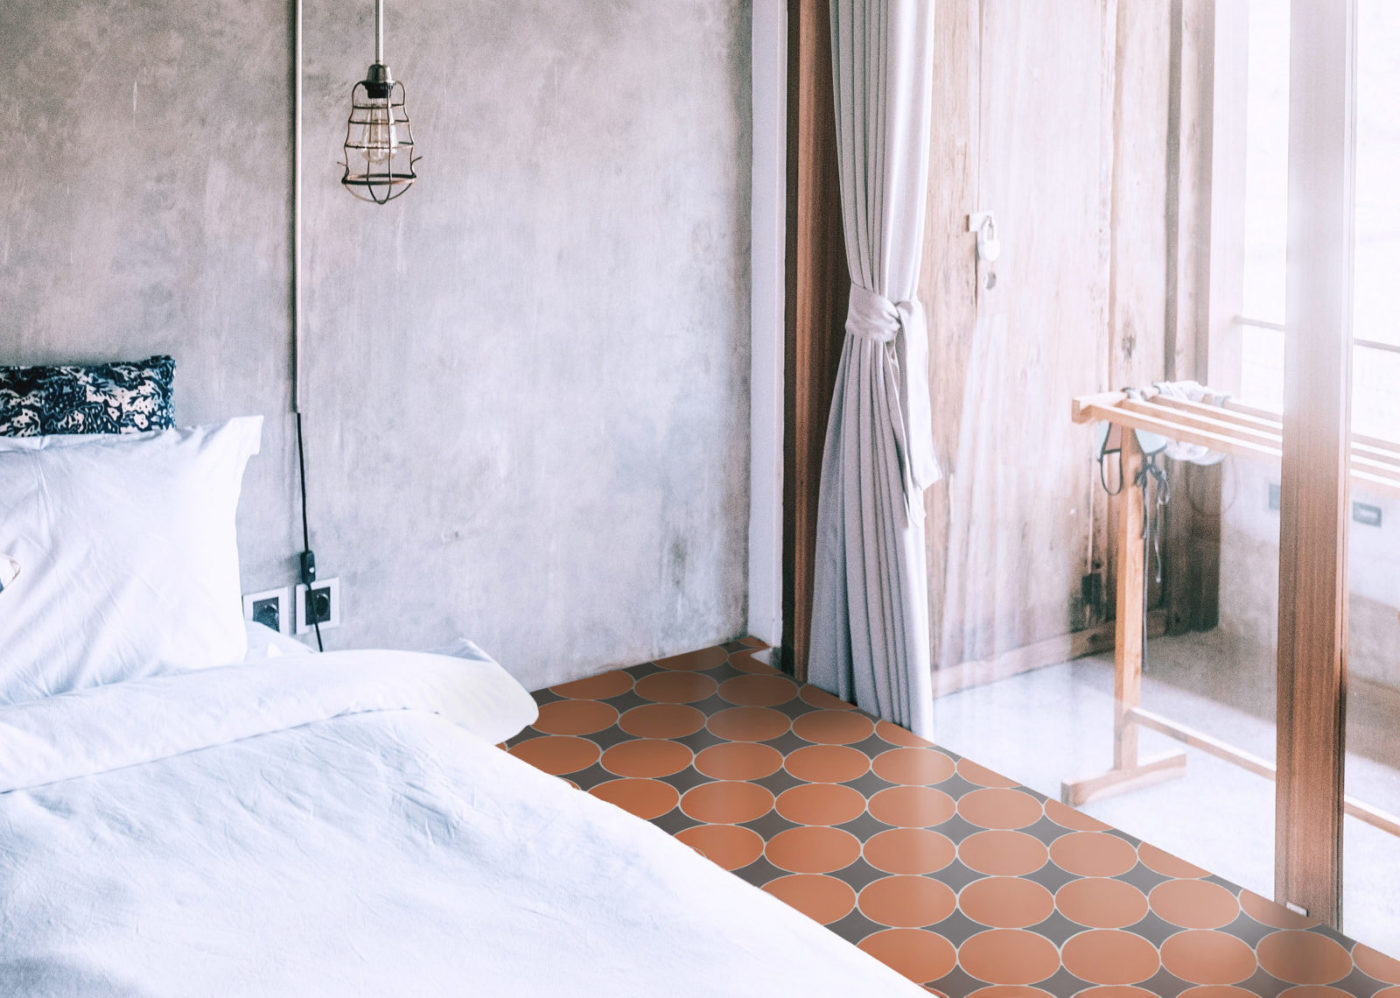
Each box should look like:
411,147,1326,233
341,0,418,204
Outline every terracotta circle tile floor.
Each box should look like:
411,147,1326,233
589,778,679,820
1056,876,1150,929
680,780,774,824
800,684,858,711
1276,988,1358,997
785,744,870,783
791,709,876,745
618,703,707,739
958,830,1048,877
706,705,790,742
967,988,1054,998
1160,929,1258,986
1148,878,1240,929
1061,929,1161,986
956,787,1044,830
1138,841,1209,879
867,785,956,827
1256,930,1353,986
956,757,1019,789
654,646,727,671
550,671,633,700
858,875,957,928
763,874,857,925
1239,889,1318,929
717,674,799,707
693,742,783,780
1075,988,1158,997
728,650,779,674
1355,943,1400,985
864,828,957,876
958,876,1054,929
775,783,867,826
507,735,600,775
766,826,863,874
874,719,928,747
599,738,692,778
1043,797,1112,832
675,824,764,871
532,699,619,735
1050,831,1140,878
858,928,958,984
871,747,957,785
1177,987,1258,998
958,928,1061,986
633,671,718,704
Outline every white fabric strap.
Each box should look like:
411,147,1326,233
845,283,940,508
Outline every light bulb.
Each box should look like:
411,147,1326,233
364,99,398,165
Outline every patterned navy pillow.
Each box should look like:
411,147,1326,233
0,356,176,437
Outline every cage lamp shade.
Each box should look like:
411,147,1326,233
341,0,418,204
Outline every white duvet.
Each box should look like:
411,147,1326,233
0,651,921,997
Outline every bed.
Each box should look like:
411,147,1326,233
0,377,925,997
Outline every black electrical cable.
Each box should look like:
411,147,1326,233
295,411,323,652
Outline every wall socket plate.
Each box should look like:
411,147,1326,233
295,577,341,635
242,586,293,635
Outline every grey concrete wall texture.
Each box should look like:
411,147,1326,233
0,0,754,690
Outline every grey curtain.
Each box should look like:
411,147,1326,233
808,0,939,738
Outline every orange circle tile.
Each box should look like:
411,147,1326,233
959,877,1055,929
1044,797,1112,831
1138,841,1207,878
680,781,774,824
1061,929,1161,985
1178,988,1258,998
800,684,857,711
1257,930,1352,986
956,757,1019,789
858,875,957,928
532,699,619,735
718,674,799,707
1160,929,1258,986
957,787,1044,830
694,742,783,780
1050,832,1139,877
1277,988,1356,998
1149,879,1240,929
874,718,929,747
675,824,764,871
589,778,680,820
1373,989,1400,998
792,709,877,745
864,828,956,875
872,747,957,785
868,785,957,827
508,735,600,775
1075,988,1157,997
959,830,1048,877
775,783,867,826
550,671,633,699
859,928,957,985
1238,889,1316,929
1355,943,1400,985
618,703,706,739
599,738,692,778
729,650,780,674
968,989,1053,998
959,928,1061,986
706,706,790,742
633,671,718,704
766,826,862,874
1056,877,1150,929
654,646,727,671
785,744,870,783
763,874,857,925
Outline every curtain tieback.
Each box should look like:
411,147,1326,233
845,284,942,513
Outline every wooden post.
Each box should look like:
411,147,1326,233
1274,0,1355,929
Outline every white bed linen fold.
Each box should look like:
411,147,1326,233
0,656,923,997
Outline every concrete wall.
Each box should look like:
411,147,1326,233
0,0,753,689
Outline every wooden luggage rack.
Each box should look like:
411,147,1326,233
1060,386,1400,839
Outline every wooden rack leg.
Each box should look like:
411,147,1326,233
1063,429,1187,807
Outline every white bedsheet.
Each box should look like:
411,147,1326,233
0,652,922,997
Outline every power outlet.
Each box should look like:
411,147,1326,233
295,577,341,635
242,586,293,635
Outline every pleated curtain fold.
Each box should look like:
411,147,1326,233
808,0,940,738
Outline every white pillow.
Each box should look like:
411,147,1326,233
0,416,262,704
243,620,315,661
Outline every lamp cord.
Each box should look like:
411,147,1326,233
295,411,323,653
